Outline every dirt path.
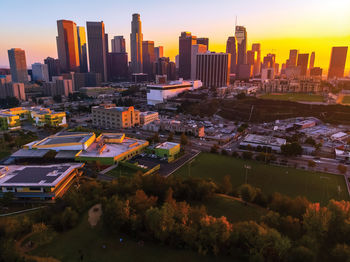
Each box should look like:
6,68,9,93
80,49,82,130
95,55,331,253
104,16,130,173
15,232,60,262
88,203,102,227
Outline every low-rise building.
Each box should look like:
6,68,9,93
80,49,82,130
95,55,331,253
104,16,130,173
30,108,67,127
240,134,286,153
92,104,140,129
139,111,159,126
154,142,180,161
0,163,84,200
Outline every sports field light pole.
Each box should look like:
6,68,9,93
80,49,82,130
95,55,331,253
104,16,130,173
244,164,251,184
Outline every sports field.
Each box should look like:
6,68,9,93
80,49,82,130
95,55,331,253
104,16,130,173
260,93,324,102
174,153,349,205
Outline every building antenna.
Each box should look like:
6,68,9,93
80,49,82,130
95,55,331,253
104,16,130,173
235,16,238,27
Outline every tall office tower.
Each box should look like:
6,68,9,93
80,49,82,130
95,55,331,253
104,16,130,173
130,13,143,73
107,52,128,81
251,43,261,76
56,20,80,72
196,52,231,88
32,63,49,82
297,53,309,77
247,50,255,65
0,82,26,100
77,26,88,73
328,47,348,79
287,49,298,68
262,53,276,69
197,38,209,49
191,44,207,80
175,55,179,69
179,32,197,79
154,46,164,61
226,36,237,74
86,21,107,81
309,52,315,69
105,33,109,54
111,36,126,53
274,63,279,76
7,48,28,83
142,41,156,79
156,57,176,80
44,57,60,81
235,26,247,66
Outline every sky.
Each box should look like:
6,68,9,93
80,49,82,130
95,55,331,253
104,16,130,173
0,0,349,74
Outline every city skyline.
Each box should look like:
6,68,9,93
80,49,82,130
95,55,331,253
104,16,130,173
0,0,349,74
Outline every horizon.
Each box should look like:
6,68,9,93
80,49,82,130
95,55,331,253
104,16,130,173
0,0,349,74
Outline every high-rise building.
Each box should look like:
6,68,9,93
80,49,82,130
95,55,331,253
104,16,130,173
44,57,60,81
196,52,231,88
43,79,73,97
191,44,207,80
235,26,247,66
251,43,261,76
32,63,49,82
247,50,255,66
154,46,164,61
105,33,109,55
86,21,107,81
56,20,80,72
107,52,128,81
297,53,309,77
287,49,298,68
77,26,88,73
111,36,126,53
197,38,209,49
130,14,143,73
179,32,197,79
310,67,322,79
0,80,26,100
328,47,348,79
142,41,156,79
309,52,315,69
262,53,276,69
226,36,237,74
7,48,28,83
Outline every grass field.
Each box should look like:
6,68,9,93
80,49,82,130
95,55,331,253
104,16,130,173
106,165,138,178
30,213,233,262
174,153,349,205
203,194,267,223
260,93,324,102
342,96,350,104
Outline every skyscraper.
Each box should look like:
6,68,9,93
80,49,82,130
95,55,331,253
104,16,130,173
235,26,247,66
8,48,28,83
107,52,128,81
111,36,126,53
297,53,309,77
86,21,107,81
77,26,88,73
262,53,276,69
32,63,49,82
191,44,207,80
226,36,237,74
287,49,298,68
44,57,61,81
328,47,348,79
309,52,315,69
179,32,197,79
197,38,209,49
56,20,80,72
142,41,155,79
105,33,109,55
251,43,261,76
196,52,231,88
130,14,143,73
154,46,164,61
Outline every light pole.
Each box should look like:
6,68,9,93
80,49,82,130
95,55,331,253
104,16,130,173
244,164,251,184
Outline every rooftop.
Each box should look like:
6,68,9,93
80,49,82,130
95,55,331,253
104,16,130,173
243,134,286,147
155,142,180,150
34,133,94,147
0,163,83,187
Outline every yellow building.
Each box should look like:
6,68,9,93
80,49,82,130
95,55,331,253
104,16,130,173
30,108,67,127
92,104,140,129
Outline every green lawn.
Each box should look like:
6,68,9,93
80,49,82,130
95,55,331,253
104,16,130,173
342,96,350,104
204,195,267,223
174,153,349,205
106,165,138,178
260,93,324,102
30,213,233,262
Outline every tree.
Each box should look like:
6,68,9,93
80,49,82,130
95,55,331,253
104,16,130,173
167,132,174,142
288,246,315,262
239,184,256,202
222,175,232,194
210,144,219,154
221,149,228,156
153,132,160,143
242,151,253,160
308,160,316,169
305,137,316,146
337,164,347,174
0,192,14,206
180,133,188,145
330,244,350,262
281,142,303,156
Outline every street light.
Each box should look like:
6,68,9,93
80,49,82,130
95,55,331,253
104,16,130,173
244,164,251,184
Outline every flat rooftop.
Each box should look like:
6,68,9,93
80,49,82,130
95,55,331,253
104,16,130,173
156,142,179,150
0,163,83,187
243,134,286,146
35,133,94,146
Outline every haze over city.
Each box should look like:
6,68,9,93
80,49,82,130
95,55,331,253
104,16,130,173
1,0,349,73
